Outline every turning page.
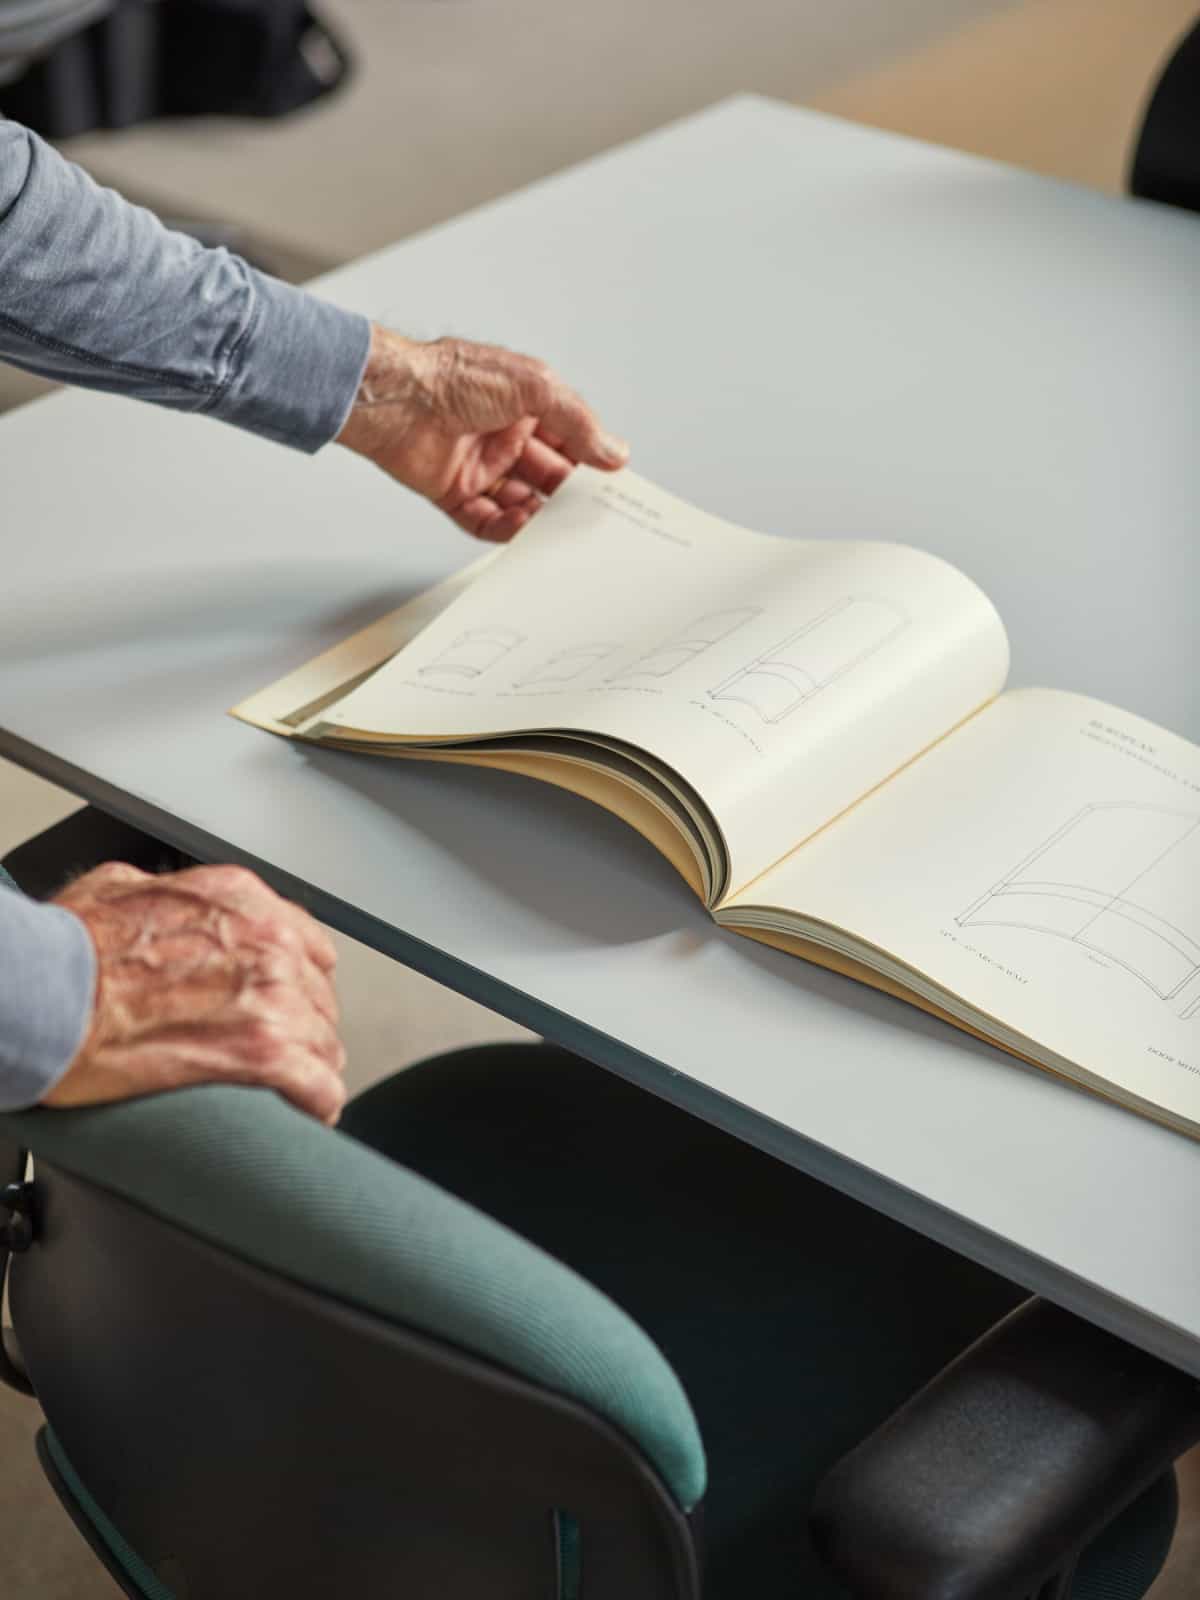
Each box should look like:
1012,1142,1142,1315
303,469,1009,892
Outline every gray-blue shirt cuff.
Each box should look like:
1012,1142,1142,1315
209,269,373,453
0,886,95,1110
0,120,372,455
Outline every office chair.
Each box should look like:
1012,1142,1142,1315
0,0,110,85
0,0,350,138
2,806,1199,1600
1130,15,1200,215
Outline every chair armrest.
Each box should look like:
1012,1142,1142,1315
1,807,191,900
810,1297,1200,1600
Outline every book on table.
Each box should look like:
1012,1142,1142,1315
233,469,1200,1138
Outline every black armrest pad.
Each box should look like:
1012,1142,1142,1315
810,1298,1200,1600
1,807,190,900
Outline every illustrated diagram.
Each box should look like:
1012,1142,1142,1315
707,597,908,724
513,641,618,689
958,803,1200,1017
608,608,761,681
418,626,524,680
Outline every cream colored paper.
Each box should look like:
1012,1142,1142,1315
306,468,1010,893
233,554,501,736
727,689,1200,1128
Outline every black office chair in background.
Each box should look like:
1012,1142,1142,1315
0,0,348,283
1131,14,1200,215
2,806,1199,1600
0,0,350,137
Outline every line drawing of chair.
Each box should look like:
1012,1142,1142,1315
513,641,618,689
418,627,525,680
608,608,761,681
958,803,1200,1014
707,598,908,724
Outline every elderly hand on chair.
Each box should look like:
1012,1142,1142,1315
335,326,630,541
44,863,346,1124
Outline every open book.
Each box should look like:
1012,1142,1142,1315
235,470,1200,1138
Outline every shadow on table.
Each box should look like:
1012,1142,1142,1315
298,743,703,950
296,742,1064,1095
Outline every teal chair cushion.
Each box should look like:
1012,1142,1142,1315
1,1083,706,1511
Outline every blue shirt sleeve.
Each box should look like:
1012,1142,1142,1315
0,118,371,450
0,117,371,1108
0,880,95,1110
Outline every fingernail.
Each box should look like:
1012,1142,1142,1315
599,432,629,465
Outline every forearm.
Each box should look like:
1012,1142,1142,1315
0,120,370,451
0,880,94,1111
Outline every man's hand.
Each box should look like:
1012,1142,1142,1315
335,326,629,541
44,863,346,1124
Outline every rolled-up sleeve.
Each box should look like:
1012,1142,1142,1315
0,883,94,1110
0,119,370,451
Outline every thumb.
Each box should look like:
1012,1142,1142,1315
585,429,632,471
512,361,629,470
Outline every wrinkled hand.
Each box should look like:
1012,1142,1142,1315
45,862,346,1123
335,326,629,541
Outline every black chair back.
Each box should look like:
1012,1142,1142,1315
9,1164,702,1600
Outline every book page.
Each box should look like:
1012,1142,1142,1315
315,468,1009,891
233,555,499,736
731,690,1200,1119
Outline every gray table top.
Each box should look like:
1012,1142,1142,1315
3,98,1198,1371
